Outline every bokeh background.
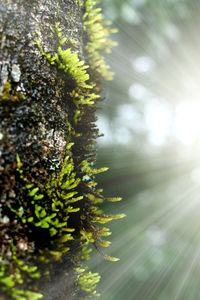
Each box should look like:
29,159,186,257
89,1,200,299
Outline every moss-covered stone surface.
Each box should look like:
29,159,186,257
0,0,124,299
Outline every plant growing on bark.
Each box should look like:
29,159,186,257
0,0,125,299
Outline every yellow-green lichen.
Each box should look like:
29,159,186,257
0,81,25,102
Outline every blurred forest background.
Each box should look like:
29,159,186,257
89,0,200,299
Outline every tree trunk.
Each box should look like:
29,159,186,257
0,0,121,299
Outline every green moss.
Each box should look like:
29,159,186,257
76,267,101,298
36,22,118,263
37,22,90,89
83,0,118,80
0,246,43,300
13,150,81,255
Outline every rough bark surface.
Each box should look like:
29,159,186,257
0,1,84,299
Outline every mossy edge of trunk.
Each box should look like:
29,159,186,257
0,1,124,299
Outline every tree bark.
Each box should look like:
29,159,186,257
0,0,120,299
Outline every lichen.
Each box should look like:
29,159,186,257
0,81,25,102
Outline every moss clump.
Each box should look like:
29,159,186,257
0,247,42,300
83,0,118,80
37,22,90,89
76,267,101,298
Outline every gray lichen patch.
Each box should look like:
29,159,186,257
0,64,8,86
11,64,21,82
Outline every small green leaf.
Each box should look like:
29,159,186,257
28,188,39,197
60,37,67,45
